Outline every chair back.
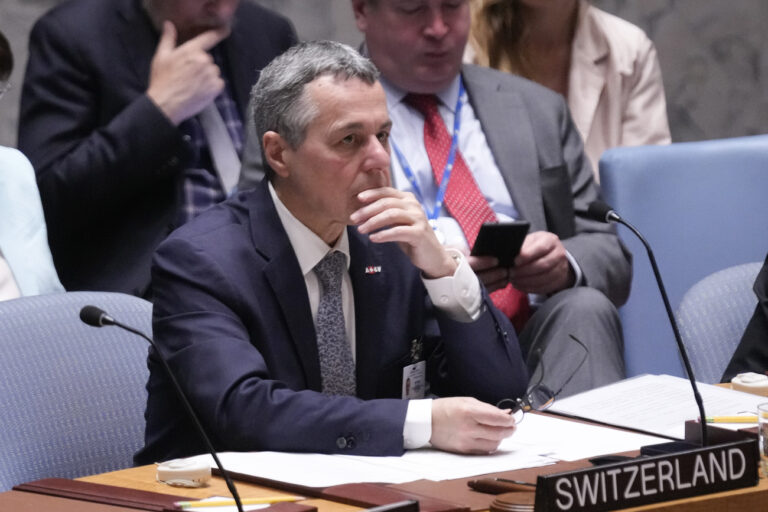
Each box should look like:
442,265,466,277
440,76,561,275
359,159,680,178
676,262,762,383
599,135,768,377
0,291,151,491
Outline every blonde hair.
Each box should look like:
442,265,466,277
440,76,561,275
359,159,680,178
469,0,531,78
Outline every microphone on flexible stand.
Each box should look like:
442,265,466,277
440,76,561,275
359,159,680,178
80,305,245,512
579,201,708,447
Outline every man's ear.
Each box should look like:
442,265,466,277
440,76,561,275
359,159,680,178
351,0,370,31
262,131,291,178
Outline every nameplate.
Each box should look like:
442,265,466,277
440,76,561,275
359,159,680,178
533,439,758,512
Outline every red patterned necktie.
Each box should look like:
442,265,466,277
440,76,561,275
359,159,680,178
405,93,530,332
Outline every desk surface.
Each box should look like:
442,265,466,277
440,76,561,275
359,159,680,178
78,462,768,512
28,386,768,512
80,465,357,512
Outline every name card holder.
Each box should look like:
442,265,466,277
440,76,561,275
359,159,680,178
533,438,758,512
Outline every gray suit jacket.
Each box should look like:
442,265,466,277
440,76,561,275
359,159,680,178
461,64,631,305
240,64,631,305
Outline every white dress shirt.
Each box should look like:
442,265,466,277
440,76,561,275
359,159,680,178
269,183,483,448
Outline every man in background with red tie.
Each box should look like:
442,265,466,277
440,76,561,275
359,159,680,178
352,0,632,396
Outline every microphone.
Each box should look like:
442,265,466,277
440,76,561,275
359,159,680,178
80,305,245,512
584,200,620,224
579,201,709,447
80,305,116,327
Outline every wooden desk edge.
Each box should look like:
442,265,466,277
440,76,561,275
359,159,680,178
78,461,768,512
79,465,357,512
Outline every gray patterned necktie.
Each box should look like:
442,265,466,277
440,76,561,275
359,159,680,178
313,251,356,396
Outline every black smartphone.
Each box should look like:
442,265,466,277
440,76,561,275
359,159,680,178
470,221,530,267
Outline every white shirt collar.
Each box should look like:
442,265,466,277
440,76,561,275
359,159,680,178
380,74,462,114
268,182,350,276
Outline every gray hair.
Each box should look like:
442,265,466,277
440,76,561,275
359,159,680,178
250,40,380,153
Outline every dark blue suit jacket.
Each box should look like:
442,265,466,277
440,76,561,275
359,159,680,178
722,254,768,381
18,0,296,295
135,182,528,464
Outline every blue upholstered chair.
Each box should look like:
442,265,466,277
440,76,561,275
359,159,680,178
0,291,151,491
676,262,762,383
599,134,768,378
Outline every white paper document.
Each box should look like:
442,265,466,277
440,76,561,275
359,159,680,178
504,412,665,462
549,374,766,439
193,413,666,488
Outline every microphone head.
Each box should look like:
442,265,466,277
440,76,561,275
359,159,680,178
585,201,618,223
80,305,108,327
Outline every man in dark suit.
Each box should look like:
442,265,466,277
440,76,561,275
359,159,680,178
18,0,296,295
722,254,768,381
135,41,528,464
351,0,632,396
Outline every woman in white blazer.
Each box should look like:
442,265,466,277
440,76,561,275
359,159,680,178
467,0,671,178
0,30,63,299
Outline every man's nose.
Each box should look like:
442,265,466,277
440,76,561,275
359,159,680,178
423,9,450,39
364,135,391,171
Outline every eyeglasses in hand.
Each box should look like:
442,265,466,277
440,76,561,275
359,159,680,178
497,334,588,423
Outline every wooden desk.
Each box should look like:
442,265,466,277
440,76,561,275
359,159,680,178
79,465,357,512
78,461,768,512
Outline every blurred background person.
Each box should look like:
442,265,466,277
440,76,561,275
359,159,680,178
721,253,768,382
352,0,630,396
0,29,63,300
467,0,671,177
17,0,296,296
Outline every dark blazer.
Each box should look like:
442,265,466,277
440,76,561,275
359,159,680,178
135,182,529,464
722,254,768,382
462,65,631,306
18,0,296,295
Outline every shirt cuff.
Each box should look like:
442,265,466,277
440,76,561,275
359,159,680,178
422,249,482,322
403,398,433,449
565,249,584,287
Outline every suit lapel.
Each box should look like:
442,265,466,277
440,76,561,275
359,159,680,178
348,231,389,400
250,183,322,391
463,66,547,230
116,0,158,89
568,1,608,142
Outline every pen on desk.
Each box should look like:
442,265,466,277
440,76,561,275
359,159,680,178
175,495,303,509
467,477,536,494
496,478,536,487
705,416,758,423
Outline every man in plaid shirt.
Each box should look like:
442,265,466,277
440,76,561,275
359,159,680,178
19,0,297,296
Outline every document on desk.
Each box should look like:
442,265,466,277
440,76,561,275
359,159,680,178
193,413,665,488
549,374,765,439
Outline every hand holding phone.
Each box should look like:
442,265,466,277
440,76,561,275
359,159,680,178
470,221,530,267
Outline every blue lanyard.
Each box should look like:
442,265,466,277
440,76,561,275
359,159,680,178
391,79,466,224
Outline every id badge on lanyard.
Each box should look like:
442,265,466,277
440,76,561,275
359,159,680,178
402,337,426,399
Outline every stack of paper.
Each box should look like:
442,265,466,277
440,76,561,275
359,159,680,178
193,413,666,487
550,374,766,439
